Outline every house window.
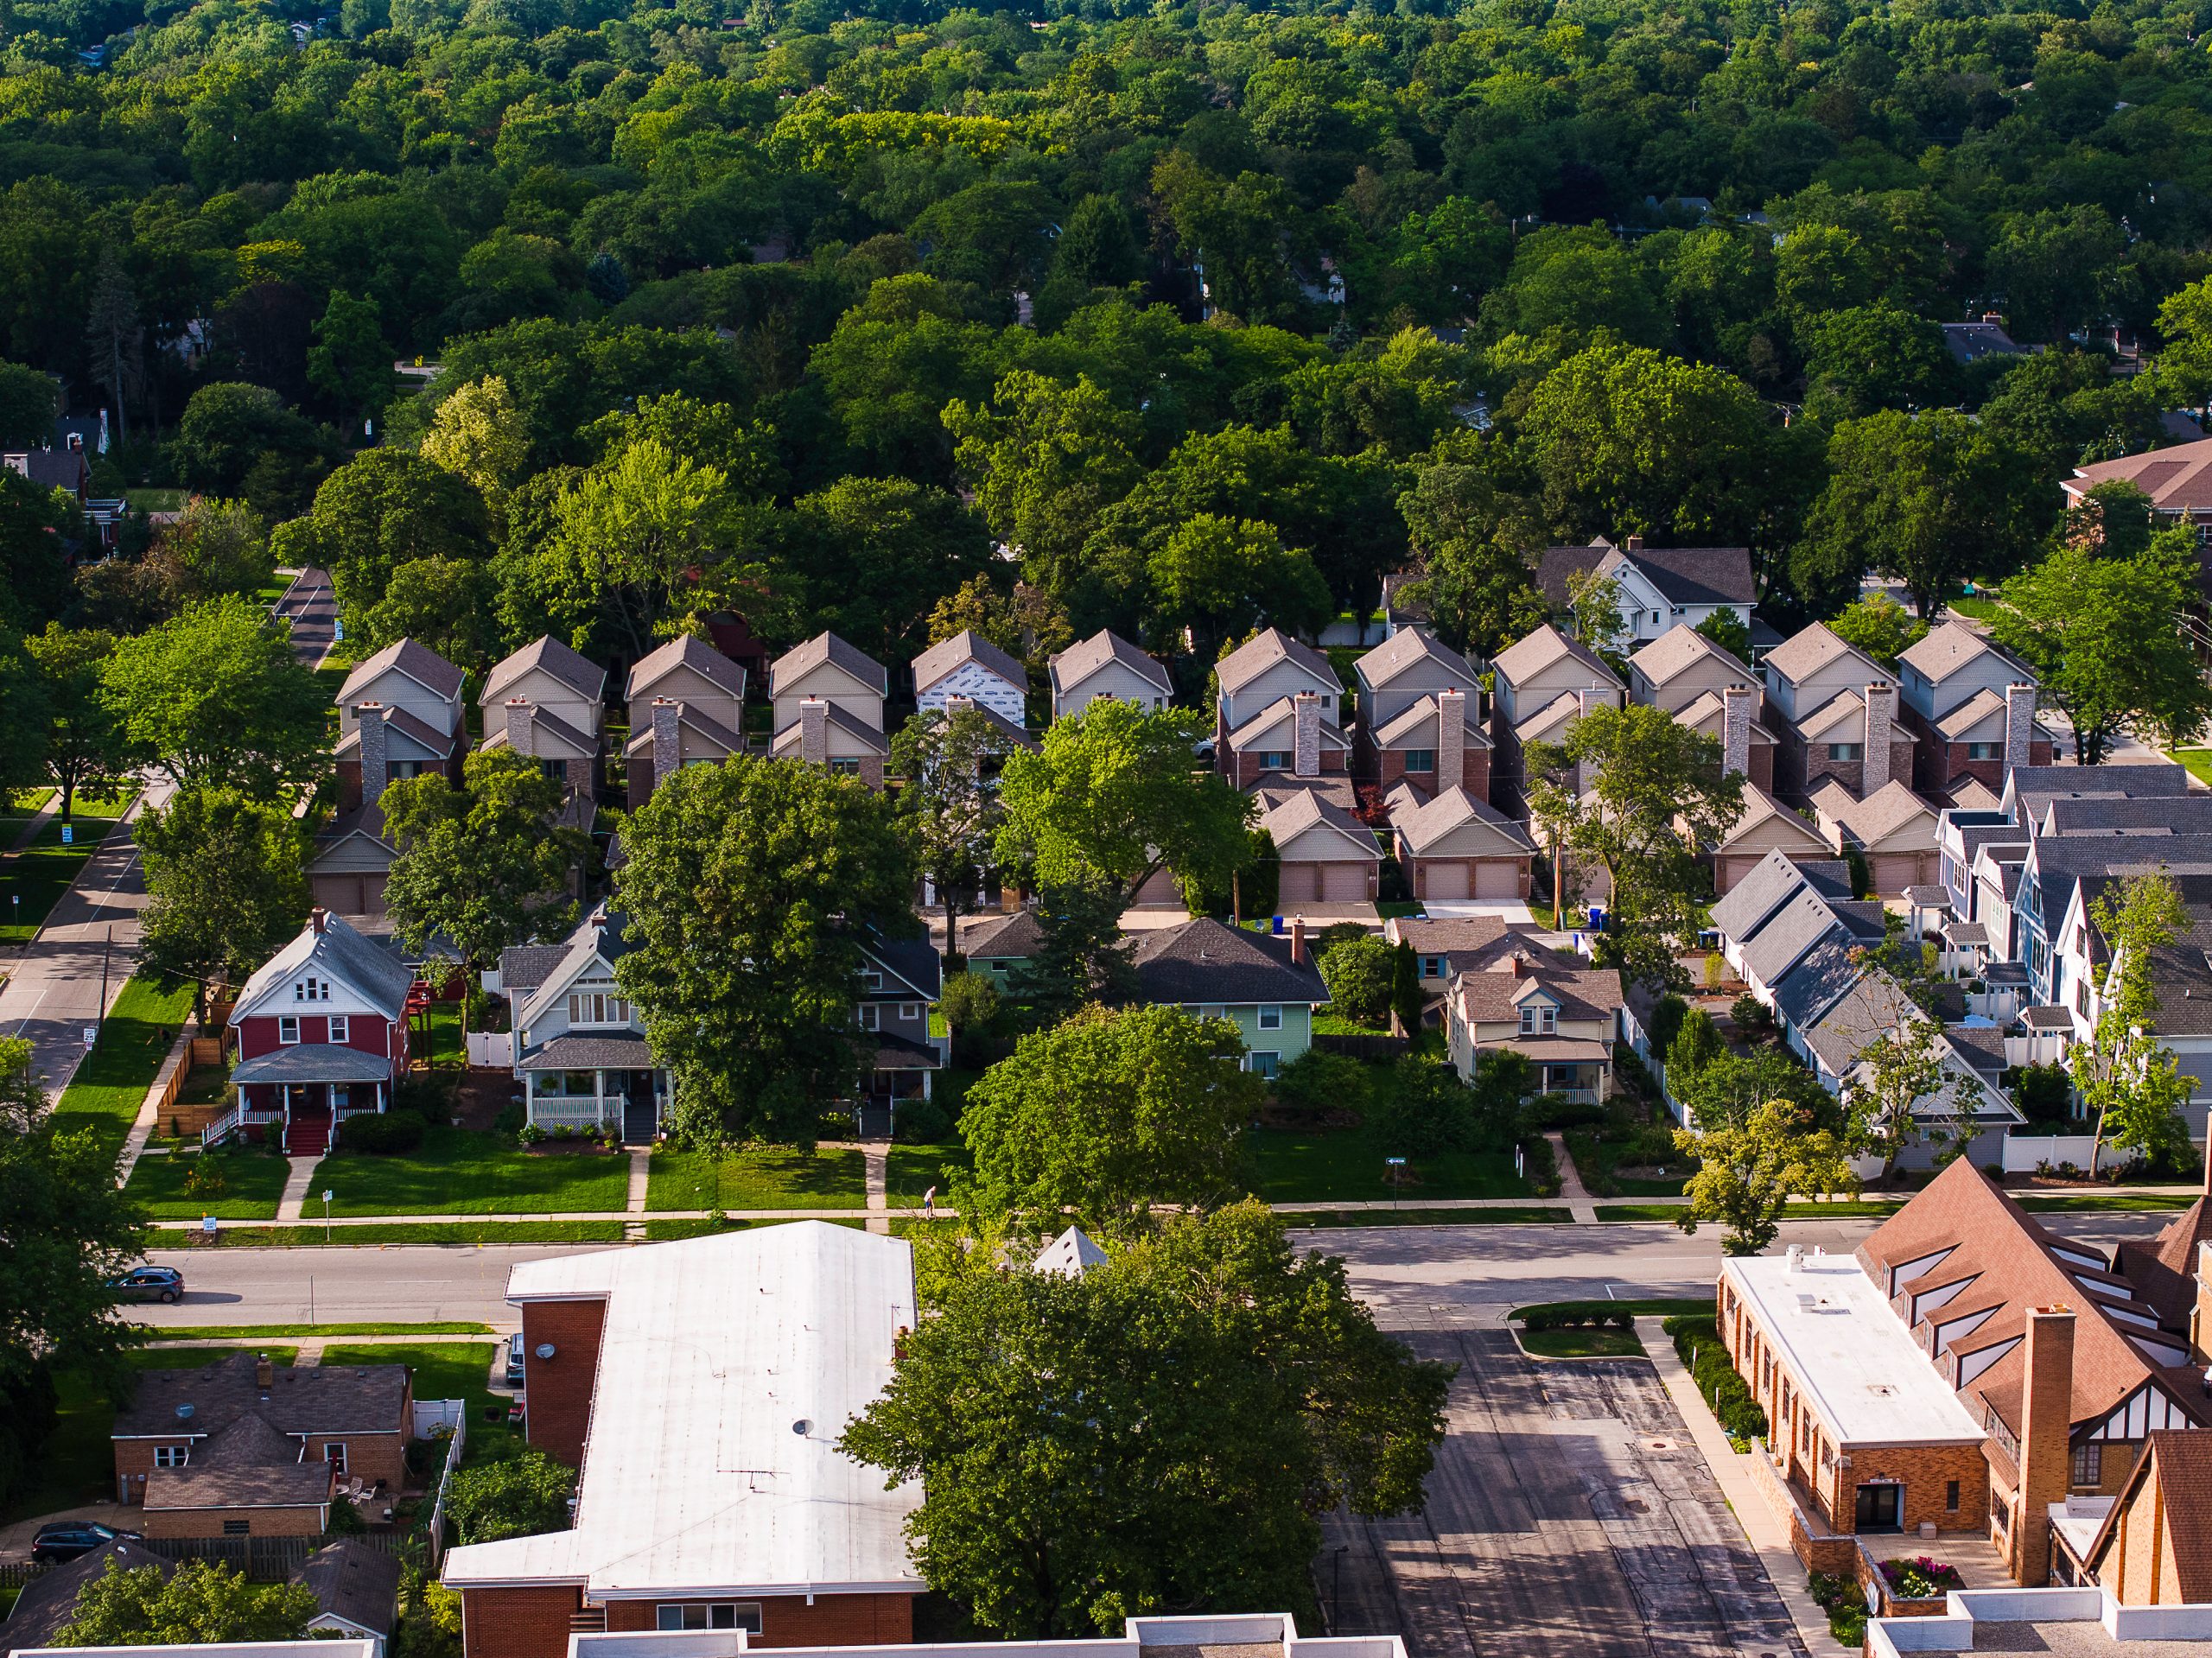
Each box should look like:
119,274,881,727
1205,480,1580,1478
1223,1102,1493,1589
1945,1480,1961,1512
1650,611,1662,625
154,1445,188,1468
657,1606,762,1634
859,1004,880,1032
223,1520,250,1536
390,759,426,781
325,1443,347,1474
1967,741,2001,761
328,1015,349,1044
2072,1444,2101,1487
567,992,632,1027
1258,749,1291,770
1246,1051,1279,1079
1403,748,1437,772
295,976,327,1001
829,758,861,775
1827,743,1863,762
902,1002,924,1020
278,1016,301,1045
862,970,884,991
1421,956,1443,978
1257,1005,1282,1031
1540,1006,1556,1033
539,759,568,784
1520,1007,1537,1034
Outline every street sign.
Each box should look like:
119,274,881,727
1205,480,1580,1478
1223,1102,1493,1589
81,1026,96,1048
1384,1157,1407,1166
59,823,72,845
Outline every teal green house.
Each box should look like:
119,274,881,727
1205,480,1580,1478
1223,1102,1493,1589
1128,917,1330,1077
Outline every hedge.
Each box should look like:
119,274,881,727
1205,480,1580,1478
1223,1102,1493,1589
1515,1301,1635,1332
1663,1313,1768,1440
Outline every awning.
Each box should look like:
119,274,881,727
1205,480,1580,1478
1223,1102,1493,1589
231,1046,394,1085
518,1032,655,1070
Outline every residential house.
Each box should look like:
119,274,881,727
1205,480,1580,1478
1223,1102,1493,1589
1047,629,1171,720
112,1352,412,1534
2071,1431,2212,1601
1215,630,1346,787
1897,623,2056,795
1627,626,1775,791
1758,623,1917,801
334,638,467,810
1486,624,1624,816
2063,434,2212,543
295,1540,403,1657
1809,779,1942,895
0,1540,174,1658
1536,537,1758,649
1945,316,2034,365
855,930,946,1127
1709,849,1870,992
220,910,417,1158
1443,947,1624,1101
955,911,1044,994
622,635,746,808
308,806,401,919
1379,569,1431,637
480,636,607,797
1253,783,1382,906
1384,784,1535,903
1706,786,1837,895
1351,629,1491,797
768,632,888,786
499,905,667,1142
442,1224,926,1658
912,630,1028,728
4,446,90,503
1127,917,1328,1077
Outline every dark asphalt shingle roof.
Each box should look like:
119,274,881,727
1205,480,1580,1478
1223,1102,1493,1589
116,1351,409,1439
499,944,570,1001
1770,932,1861,1031
912,629,1028,693
771,631,887,696
1129,918,1328,1007
232,911,415,1019
961,910,1046,960
340,638,467,703
295,1540,402,1638
231,1045,395,1085
1537,542,1756,610
1,1541,174,1658
518,1032,653,1070
862,930,942,999
2039,796,2212,836
1738,887,1850,988
484,635,606,702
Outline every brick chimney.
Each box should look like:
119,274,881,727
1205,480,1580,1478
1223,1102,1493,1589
1624,534,1644,551
799,696,829,766
1289,918,1306,965
1721,683,1753,781
651,697,681,794
1437,688,1466,791
1507,952,1525,978
1863,681,1897,793
1293,691,1322,778
356,702,389,806
945,694,976,718
2005,683,2037,777
2008,1305,2076,1586
309,907,327,935
255,1354,273,1392
504,697,536,758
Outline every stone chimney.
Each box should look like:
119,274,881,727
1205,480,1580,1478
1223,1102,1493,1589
1437,689,1466,792
504,697,536,758
255,1354,273,1392
1721,683,1753,781
799,696,830,766
651,697,681,793
2005,683,2037,776
1293,690,1322,778
1863,681,1897,793
2009,1305,2076,1586
1289,918,1306,965
355,702,389,806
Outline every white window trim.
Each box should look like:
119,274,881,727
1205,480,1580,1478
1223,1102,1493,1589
1256,1004,1282,1031
859,1004,879,1032
324,1442,347,1473
154,1445,188,1468
328,1015,349,1044
278,1016,301,1045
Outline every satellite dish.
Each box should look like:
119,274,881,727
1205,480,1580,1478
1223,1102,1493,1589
534,1344,556,1361
175,1403,194,1420
792,1419,810,1437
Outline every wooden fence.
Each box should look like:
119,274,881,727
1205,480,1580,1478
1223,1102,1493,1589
139,1531,409,1580
0,1561,52,1592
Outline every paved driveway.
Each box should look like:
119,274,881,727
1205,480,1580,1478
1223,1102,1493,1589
1322,1320,1806,1658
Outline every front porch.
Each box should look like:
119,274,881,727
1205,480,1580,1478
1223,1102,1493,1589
1507,1037,1612,1104
518,1032,668,1143
228,1046,394,1157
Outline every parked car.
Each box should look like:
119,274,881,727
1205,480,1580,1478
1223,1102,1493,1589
505,1331,524,1388
111,1266,184,1305
32,1522,141,1564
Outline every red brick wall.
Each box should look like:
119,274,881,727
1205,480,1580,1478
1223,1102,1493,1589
144,1503,327,1538
461,1584,582,1658
1225,746,1347,788
604,1593,917,1648
523,1299,607,1467
1371,746,1494,799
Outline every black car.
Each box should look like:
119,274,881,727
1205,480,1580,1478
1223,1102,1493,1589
32,1521,140,1564
505,1331,525,1388
111,1266,184,1305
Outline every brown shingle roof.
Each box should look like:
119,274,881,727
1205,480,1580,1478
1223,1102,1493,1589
626,633,745,701
340,637,467,703
1216,628,1341,696
1049,629,1170,696
912,629,1029,695
2067,435,2212,513
770,631,887,696
1453,955,1624,1024
2117,1193,2212,1326
115,1351,409,1439
1353,628,1478,693
1491,623,1621,691
1630,623,1749,689
2084,1430,2212,1599
484,635,605,702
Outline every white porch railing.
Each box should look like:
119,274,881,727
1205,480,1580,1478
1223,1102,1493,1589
529,1098,613,1127
202,1104,283,1148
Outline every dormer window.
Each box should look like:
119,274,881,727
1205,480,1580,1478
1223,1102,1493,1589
1518,1003,1557,1035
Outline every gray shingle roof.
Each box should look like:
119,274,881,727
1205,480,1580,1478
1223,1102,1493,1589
1353,628,1478,693
518,1032,653,1070
1,1540,174,1658
2041,796,2212,836
1536,542,1755,609
1216,628,1342,696
862,929,942,999
621,702,743,759
1491,623,1621,691
626,633,745,701
1129,918,1328,1007
770,631,887,696
498,944,570,1000
2005,763,2193,807
1739,886,1852,988
294,1540,402,1639
116,1351,409,1439
231,1045,395,1085
1770,933,1861,1031
912,629,1029,694
340,637,467,703
1049,629,1171,696
143,1412,334,1514
1799,969,1925,1076
1813,779,1937,850
334,704,457,759
960,910,1046,960
232,911,416,1021
484,636,606,702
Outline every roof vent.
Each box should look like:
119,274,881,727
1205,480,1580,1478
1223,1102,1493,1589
175,1403,194,1420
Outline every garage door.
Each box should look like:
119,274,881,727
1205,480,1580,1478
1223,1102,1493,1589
1424,861,1469,900
1132,867,1181,907
1871,854,1917,897
313,875,363,915
1321,861,1368,902
1475,859,1520,899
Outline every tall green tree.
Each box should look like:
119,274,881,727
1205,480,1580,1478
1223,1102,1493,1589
613,755,918,1147
891,706,1016,961
1825,594,1927,670
958,1004,1266,1231
0,358,57,449
136,789,310,1023
840,1204,1450,1636
56,1561,315,1648
23,624,124,821
97,596,327,797
1145,514,1332,668
2072,872,2194,1176
295,449,490,621
1674,1097,1857,1255
1842,999,1973,1180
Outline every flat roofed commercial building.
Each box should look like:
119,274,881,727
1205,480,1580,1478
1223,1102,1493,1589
566,1610,1408,1658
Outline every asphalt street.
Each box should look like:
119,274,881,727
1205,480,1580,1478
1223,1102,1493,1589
275,566,337,664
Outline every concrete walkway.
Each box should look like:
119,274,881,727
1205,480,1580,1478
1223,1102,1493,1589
115,1026,193,1184
862,1144,889,1235
3,793,60,856
1547,1130,1599,1223
276,1159,323,1223
626,1149,650,1214
1637,1315,1840,1652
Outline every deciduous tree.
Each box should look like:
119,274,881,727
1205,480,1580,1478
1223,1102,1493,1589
56,1560,315,1648
23,623,124,821
891,706,1017,957
2072,872,2195,1175
136,789,309,1023
1674,1097,1857,1254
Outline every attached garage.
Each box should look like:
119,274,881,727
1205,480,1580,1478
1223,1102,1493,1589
1320,861,1370,902
1474,859,1521,899
1871,850,1935,895
1422,862,1470,901
310,873,385,917
1132,867,1183,908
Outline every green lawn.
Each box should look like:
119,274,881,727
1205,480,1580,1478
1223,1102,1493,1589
0,799,133,945
1947,594,2001,621
308,1128,632,1215
198,1220,627,1246
321,1341,516,1458
1509,1297,1711,1320
2018,1191,2201,1212
1312,1011,1393,1036
2176,749,2212,788
645,1146,868,1210
417,1001,465,1070
1280,1206,1571,1226
48,975,197,1157
1245,1123,1529,1203
1520,1325,1646,1357
127,487,185,513
887,1141,970,1203
123,1147,291,1219
141,1322,492,1339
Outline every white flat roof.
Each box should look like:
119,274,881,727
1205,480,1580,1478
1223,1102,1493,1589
442,1223,923,1599
1723,1254,1986,1447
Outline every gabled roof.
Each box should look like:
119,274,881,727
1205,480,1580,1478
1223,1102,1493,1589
1739,886,1855,988
2116,1188,2212,1326
1796,686,1911,746
518,906,640,1031
480,702,596,759
1353,628,1478,694
1809,779,1938,853
1934,684,2029,740
484,635,605,703
1709,849,1841,944
334,704,458,761
229,912,416,1024
959,909,1046,961
769,700,890,756
1226,695,1351,751
1491,623,1621,691
1387,785,1536,857
1762,622,1883,689
770,631,887,697
1630,623,1751,689
1536,541,1755,609
2067,435,2212,512
1383,915,1512,955
911,629,1027,694
621,700,743,759
1128,917,1327,1006
1452,952,1624,1024
1797,967,1930,1077
1254,787,1381,862
2002,763,2194,812
626,633,745,701
1770,932,1864,1032
143,1412,334,1514
339,637,467,704
1216,628,1341,696
2042,796,2212,836
1673,689,1777,746
294,1540,402,1639
860,929,942,1000
1049,629,1170,696
1711,785,1831,855
1374,692,1492,750
1032,1225,1108,1278
1898,619,2030,687
2085,1431,2212,1600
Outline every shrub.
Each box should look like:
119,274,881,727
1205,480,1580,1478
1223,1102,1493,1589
1519,1132,1559,1195
1645,994,1688,1056
181,1156,226,1198
1728,994,1768,1034
1369,1058,1471,1155
342,1110,427,1155
1663,1314,1767,1440
1702,952,1726,991
517,1121,544,1146
1516,1302,1633,1331
1271,1050,1370,1121
2012,1061,2073,1123
1318,934,1395,1025
392,1077,452,1126
444,1448,576,1546
893,1098,951,1142
1520,1092,1606,1130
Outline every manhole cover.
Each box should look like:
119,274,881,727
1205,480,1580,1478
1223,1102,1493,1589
1643,1437,1675,1450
